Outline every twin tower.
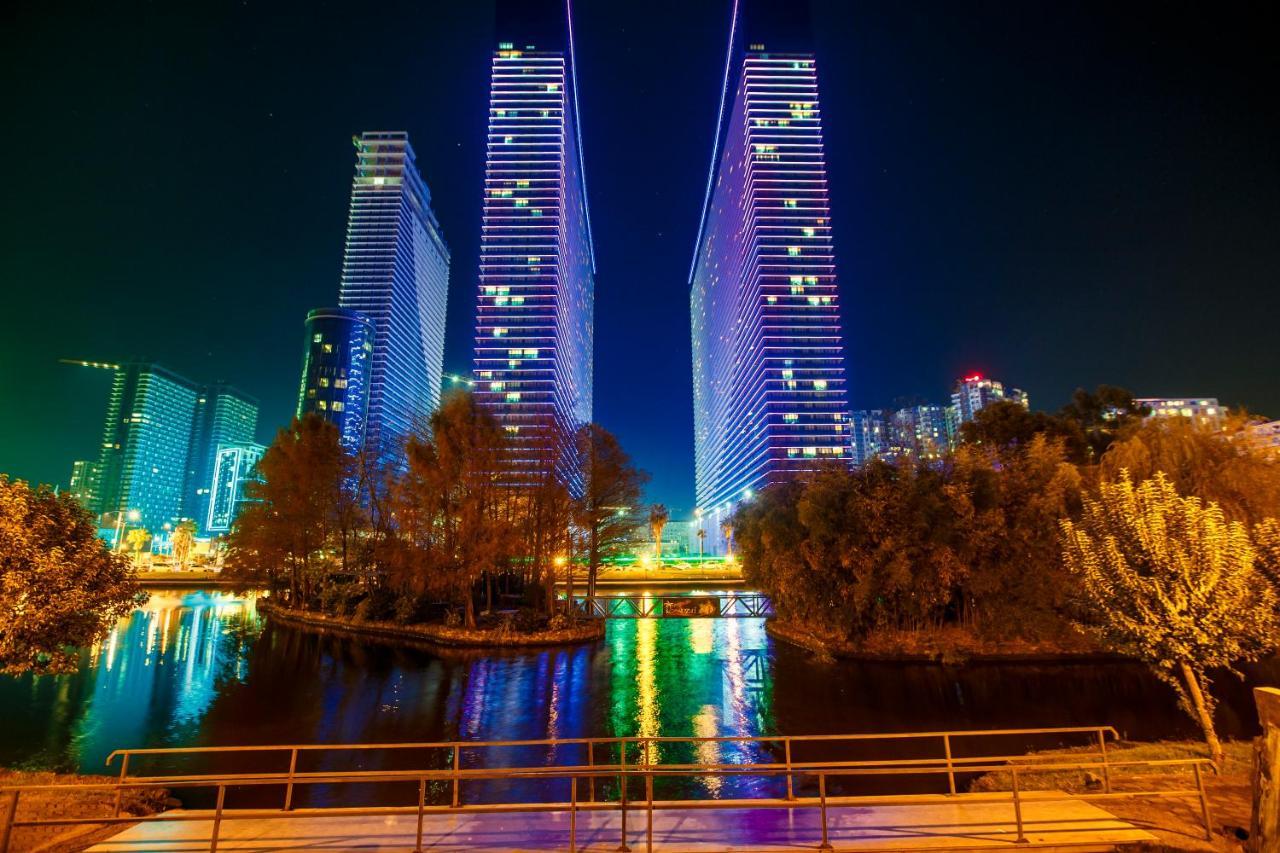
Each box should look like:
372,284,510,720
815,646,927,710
298,0,849,520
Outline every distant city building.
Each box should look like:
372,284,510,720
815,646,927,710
891,404,954,460
205,441,267,533
184,383,258,532
67,459,102,511
473,1,595,488
951,374,1028,425
297,307,376,454
1246,419,1280,457
851,410,890,466
338,131,451,461
1134,397,1223,430
89,360,200,535
690,3,850,544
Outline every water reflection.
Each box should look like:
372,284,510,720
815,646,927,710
2,588,1276,807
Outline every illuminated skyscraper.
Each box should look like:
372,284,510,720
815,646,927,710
951,374,1028,424
297,307,376,454
89,360,200,534
339,131,451,461
472,0,594,485
690,2,850,535
205,441,267,533
184,383,258,531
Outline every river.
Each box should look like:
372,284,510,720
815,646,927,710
2,588,1276,806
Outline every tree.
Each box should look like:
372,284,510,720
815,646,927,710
1057,385,1148,460
571,424,648,597
0,477,141,674
959,400,1087,462
721,520,734,559
649,504,670,563
225,415,353,604
1255,517,1280,591
1101,414,1280,525
1059,472,1279,765
171,520,196,569
399,391,521,628
125,527,152,566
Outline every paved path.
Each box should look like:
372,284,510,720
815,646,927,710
88,793,1156,852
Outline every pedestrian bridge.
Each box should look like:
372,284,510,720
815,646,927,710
568,591,773,618
0,726,1213,852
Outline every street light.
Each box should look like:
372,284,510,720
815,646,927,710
114,509,140,552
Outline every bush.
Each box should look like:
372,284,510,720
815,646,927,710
353,587,397,622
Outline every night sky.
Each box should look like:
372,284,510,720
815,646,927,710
3,1,1277,510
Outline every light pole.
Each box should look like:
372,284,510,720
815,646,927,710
114,508,140,552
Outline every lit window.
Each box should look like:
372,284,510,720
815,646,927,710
332,402,344,412
323,343,334,353
506,391,521,402
319,378,329,388
814,379,828,390
318,400,328,411
313,333,322,343
787,246,801,257
493,327,507,337
334,378,347,389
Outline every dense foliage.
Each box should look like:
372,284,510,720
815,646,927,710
1061,471,1278,765
0,476,141,674
226,391,647,629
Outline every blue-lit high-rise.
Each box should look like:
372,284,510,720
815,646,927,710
338,131,451,461
473,0,594,485
297,307,376,454
184,383,258,531
690,2,850,537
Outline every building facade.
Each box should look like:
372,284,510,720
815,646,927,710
472,0,595,486
338,131,451,461
93,361,200,534
690,5,850,538
1134,397,1222,430
951,374,1028,425
205,441,267,533
67,459,102,511
184,383,258,532
297,307,376,454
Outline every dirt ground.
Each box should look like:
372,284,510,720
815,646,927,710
0,769,169,853
969,739,1256,852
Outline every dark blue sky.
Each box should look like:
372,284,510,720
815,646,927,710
3,1,1278,510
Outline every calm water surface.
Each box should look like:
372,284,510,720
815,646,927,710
2,589,1275,805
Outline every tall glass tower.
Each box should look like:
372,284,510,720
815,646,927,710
91,360,200,534
690,2,850,540
338,131,451,462
183,383,258,532
472,0,595,486
297,307,376,454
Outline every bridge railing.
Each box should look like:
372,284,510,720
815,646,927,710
566,590,773,618
0,726,1216,853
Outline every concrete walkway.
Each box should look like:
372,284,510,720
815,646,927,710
88,793,1157,852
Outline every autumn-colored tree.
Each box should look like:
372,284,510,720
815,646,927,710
1100,414,1280,525
1060,472,1279,765
170,519,196,568
570,424,648,597
1254,517,1280,591
0,477,141,674
225,415,353,604
398,390,520,627
649,504,670,563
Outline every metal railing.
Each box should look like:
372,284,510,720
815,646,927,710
0,726,1216,853
568,591,773,618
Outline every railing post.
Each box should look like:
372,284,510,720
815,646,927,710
570,773,578,853
452,745,461,808
588,742,596,803
1010,766,1027,844
0,789,20,853
415,777,426,852
784,738,795,801
617,761,630,853
209,784,226,853
284,747,298,811
112,753,130,817
818,773,833,852
645,773,654,853
1096,729,1112,794
943,734,956,795
1193,762,1213,842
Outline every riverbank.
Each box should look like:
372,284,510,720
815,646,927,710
0,769,170,853
968,739,1254,851
766,618,1113,663
259,599,605,648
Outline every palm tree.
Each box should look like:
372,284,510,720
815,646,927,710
648,504,670,564
696,527,706,561
721,521,734,560
171,520,197,569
